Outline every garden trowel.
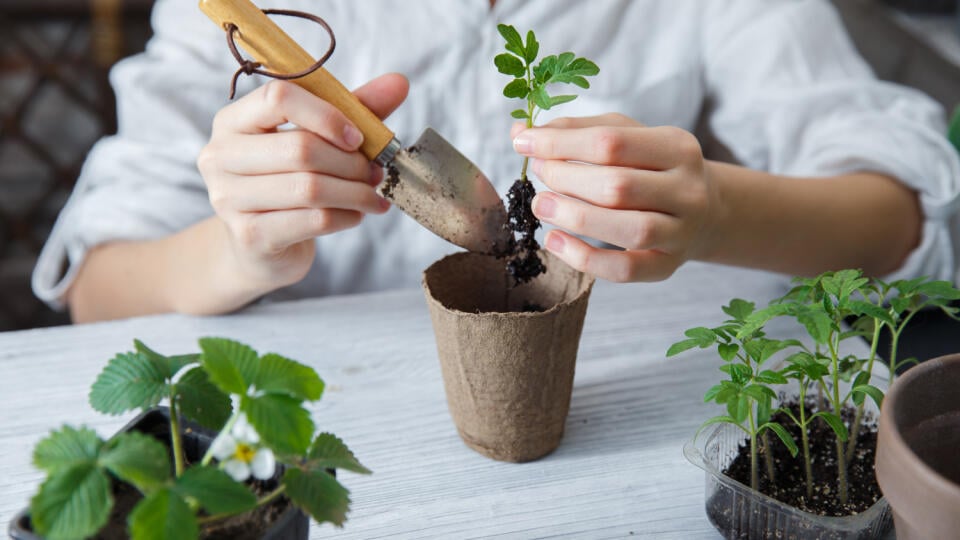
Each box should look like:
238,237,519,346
200,0,512,255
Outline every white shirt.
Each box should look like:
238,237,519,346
32,0,960,308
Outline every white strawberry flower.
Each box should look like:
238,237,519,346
209,413,276,482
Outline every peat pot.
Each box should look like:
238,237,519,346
422,250,594,462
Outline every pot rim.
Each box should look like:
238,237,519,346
421,251,595,318
878,352,960,499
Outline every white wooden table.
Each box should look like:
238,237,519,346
1,263,851,539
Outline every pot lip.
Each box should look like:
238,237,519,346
423,275,595,318
683,422,890,525
422,251,596,318
877,353,960,499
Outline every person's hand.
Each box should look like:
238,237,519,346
511,113,719,282
197,74,409,291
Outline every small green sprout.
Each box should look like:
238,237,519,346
494,24,599,283
672,268,960,508
495,24,599,183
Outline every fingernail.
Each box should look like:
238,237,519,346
545,232,565,253
513,135,533,155
343,124,363,149
378,196,391,211
533,194,556,219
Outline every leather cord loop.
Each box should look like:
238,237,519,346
224,9,335,99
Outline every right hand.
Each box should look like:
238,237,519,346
197,74,409,293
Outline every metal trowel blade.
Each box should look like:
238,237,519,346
378,128,512,255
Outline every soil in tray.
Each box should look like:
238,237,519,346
722,400,882,517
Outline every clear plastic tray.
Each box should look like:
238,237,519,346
684,422,892,540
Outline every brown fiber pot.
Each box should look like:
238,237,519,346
422,250,594,462
875,353,960,540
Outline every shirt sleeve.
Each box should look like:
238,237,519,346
703,0,960,284
32,0,235,308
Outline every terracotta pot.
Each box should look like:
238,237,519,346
422,250,594,462
876,353,960,540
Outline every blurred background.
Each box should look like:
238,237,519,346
1,0,959,332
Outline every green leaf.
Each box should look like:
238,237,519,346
90,352,168,415
666,338,702,357
797,308,834,344
852,384,885,410
134,340,197,379
304,433,371,475
531,85,551,110
497,24,524,57
128,488,198,540
742,384,777,403
283,468,351,527
703,383,724,403
510,109,529,119
758,339,798,364
30,464,112,540
33,426,103,473
714,383,739,405
760,422,798,457
916,279,960,301
198,337,259,395
756,393,772,425
548,94,577,108
175,366,233,430
813,411,849,442
173,466,257,515
254,353,325,401
739,304,790,338
494,53,525,77
503,78,529,99
99,432,170,492
547,55,600,86
756,369,788,385
566,75,591,89
686,327,718,346
533,55,556,84
719,363,752,384
523,30,539,64
718,343,739,362
727,393,750,424
243,394,314,455
846,300,893,325
722,299,755,322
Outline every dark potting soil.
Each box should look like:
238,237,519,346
722,400,881,517
90,478,290,540
380,163,400,200
503,178,545,284
85,413,296,540
521,301,545,312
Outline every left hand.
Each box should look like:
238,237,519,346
511,113,720,282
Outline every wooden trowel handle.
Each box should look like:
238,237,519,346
199,0,395,161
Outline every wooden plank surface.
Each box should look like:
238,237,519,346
0,262,845,539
